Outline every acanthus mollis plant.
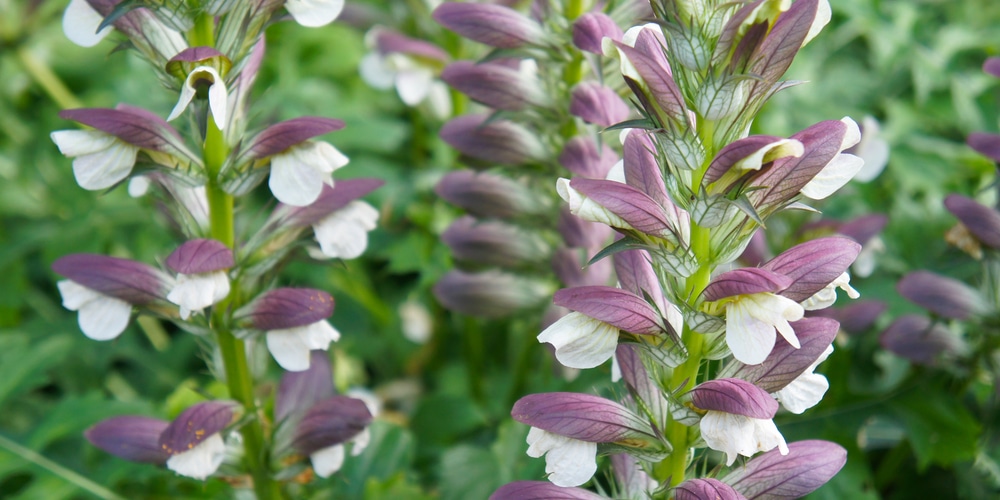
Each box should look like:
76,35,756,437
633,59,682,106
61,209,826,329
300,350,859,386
431,1,652,320
51,1,382,497
490,0,870,497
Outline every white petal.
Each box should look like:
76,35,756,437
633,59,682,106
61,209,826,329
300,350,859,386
286,0,345,28
310,444,346,478
839,116,862,151
538,312,619,369
524,428,597,487
266,321,340,371
606,160,626,183
63,0,112,47
802,0,831,47
852,238,883,278
128,176,152,197
611,352,622,382
57,279,100,311
395,67,434,106
358,53,396,90
77,296,133,341
399,300,432,344
851,116,889,183
774,372,829,414
167,272,230,320
800,153,864,200
312,201,379,259
71,141,139,190
51,130,117,156
207,75,229,129
167,82,197,122
166,433,226,480
699,411,756,466
725,300,777,365
544,436,598,487
744,293,804,348
751,418,788,456
269,141,348,206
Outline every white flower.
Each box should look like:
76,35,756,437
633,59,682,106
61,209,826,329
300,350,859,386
526,427,597,487
310,443,346,478
265,320,341,371
725,292,805,365
57,280,133,341
165,433,226,480
399,299,433,344
285,0,345,28
851,116,890,183
167,271,230,320
538,311,619,369
699,411,788,466
269,141,349,207
63,0,112,47
801,272,860,311
311,201,379,259
359,51,452,119
774,345,833,414
800,117,864,200
309,388,378,478
167,66,228,128
51,130,139,190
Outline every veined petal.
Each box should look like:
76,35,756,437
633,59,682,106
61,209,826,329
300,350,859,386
63,0,112,47
312,201,379,259
207,76,228,129
165,433,225,480
699,411,756,466
167,271,230,320
72,144,139,190
269,141,348,206
286,0,345,28
537,312,619,369
358,53,396,90
310,443,346,477
167,82,197,122
266,321,340,371
525,428,597,487
556,178,631,230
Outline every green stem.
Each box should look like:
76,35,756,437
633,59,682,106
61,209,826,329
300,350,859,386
658,118,719,485
192,13,279,499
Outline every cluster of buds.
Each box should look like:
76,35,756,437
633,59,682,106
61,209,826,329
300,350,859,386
468,0,875,496
430,1,653,319
878,58,1000,368
51,0,381,493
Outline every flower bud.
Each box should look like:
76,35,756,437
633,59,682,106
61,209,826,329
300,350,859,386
572,12,623,54
433,3,547,49
443,216,549,269
569,82,630,127
897,271,987,320
433,270,550,317
880,314,965,366
944,194,1000,250
85,416,170,464
558,137,619,179
441,60,546,111
440,115,546,166
675,478,746,500
436,170,543,219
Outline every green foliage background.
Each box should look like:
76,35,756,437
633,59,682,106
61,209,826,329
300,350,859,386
1,0,999,498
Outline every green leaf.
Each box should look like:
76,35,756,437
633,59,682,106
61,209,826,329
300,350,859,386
440,445,500,500
337,421,416,498
888,386,981,469
0,333,73,406
588,237,653,266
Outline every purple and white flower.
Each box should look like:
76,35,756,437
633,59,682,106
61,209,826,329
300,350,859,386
690,378,788,465
238,288,340,371
165,239,233,320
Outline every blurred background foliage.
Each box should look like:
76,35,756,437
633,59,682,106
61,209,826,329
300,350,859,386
1,0,999,498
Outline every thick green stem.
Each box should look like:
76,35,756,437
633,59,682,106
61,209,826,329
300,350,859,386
192,14,279,499
658,119,719,485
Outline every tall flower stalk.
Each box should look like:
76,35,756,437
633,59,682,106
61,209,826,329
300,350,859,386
52,1,379,497
426,0,866,496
